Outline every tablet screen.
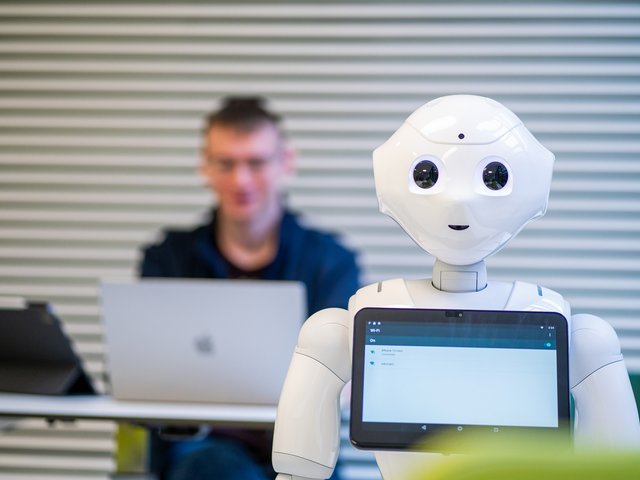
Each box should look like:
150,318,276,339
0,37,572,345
350,308,570,451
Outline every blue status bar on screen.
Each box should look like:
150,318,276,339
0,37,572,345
365,322,557,350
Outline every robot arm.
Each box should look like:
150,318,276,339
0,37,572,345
272,307,352,479
570,313,640,447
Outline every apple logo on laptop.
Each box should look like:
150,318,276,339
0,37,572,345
194,333,214,355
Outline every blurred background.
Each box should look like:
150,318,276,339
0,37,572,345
0,0,639,478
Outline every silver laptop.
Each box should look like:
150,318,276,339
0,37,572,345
100,278,305,405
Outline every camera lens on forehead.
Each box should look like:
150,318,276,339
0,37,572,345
413,160,439,189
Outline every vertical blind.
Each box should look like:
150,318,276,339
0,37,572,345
0,1,639,478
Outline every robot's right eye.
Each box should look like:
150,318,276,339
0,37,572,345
413,160,439,189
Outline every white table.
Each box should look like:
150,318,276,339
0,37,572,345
0,392,277,427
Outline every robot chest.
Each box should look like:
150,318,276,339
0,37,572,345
351,277,567,313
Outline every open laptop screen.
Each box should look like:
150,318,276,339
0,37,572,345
350,308,570,451
101,279,305,405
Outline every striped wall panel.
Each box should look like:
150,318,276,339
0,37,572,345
0,1,639,478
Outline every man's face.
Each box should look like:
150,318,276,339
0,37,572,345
200,122,293,225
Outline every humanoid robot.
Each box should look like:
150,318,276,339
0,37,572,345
271,95,640,480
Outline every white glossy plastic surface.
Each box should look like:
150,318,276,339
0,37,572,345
272,309,351,478
572,360,640,447
373,95,555,265
570,313,640,448
272,95,640,480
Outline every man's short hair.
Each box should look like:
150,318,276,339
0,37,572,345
205,96,282,134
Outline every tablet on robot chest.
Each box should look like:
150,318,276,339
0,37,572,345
350,307,570,452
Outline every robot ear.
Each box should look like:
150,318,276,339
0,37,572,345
373,121,434,181
540,196,549,217
373,123,425,213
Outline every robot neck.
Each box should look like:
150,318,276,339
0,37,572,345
432,259,488,293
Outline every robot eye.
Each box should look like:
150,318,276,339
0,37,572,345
413,160,439,189
482,161,509,190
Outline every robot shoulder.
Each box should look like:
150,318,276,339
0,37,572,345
348,278,415,314
506,280,570,318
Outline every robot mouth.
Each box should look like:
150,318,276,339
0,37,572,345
448,224,469,231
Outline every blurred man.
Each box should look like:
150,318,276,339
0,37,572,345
140,97,360,480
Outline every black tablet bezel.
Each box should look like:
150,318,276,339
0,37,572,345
350,307,570,452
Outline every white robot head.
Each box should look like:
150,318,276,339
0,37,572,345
373,95,555,266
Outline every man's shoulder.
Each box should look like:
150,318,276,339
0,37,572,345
145,224,208,253
284,211,355,258
139,222,213,277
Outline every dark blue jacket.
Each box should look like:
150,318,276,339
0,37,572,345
140,209,360,316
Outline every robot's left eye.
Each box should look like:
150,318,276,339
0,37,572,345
413,160,439,189
482,161,509,190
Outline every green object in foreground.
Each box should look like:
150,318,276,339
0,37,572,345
116,423,149,473
408,433,640,480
